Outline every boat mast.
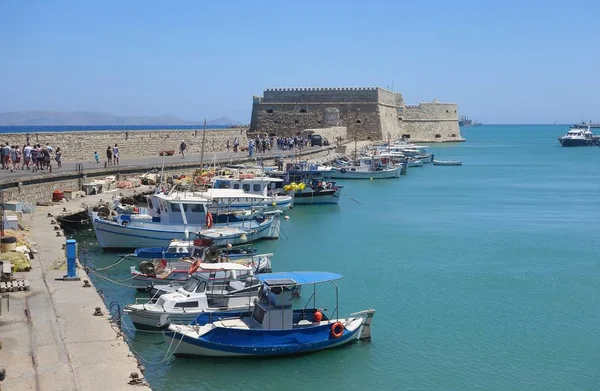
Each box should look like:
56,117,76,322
200,119,207,170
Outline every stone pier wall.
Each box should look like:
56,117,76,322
1,128,248,162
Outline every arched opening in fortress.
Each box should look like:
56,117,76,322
355,119,362,124
299,109,307,113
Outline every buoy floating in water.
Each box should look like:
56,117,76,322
284,215,290,220
370,178,373,180
272,202,276,206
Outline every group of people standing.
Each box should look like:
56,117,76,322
1,142,61,172
99,144,120,165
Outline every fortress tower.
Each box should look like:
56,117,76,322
249,87,463,142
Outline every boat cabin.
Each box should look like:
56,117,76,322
212,175,284,196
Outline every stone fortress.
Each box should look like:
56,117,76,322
249,87,464,142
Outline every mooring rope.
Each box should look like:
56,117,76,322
85,268,138,288
93,255,132,271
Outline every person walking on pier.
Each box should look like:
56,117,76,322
94,151,99,164
23,143,32,170
1,142,9,170
113,144,119,165
106,146,113,164
179,140,187,159
233,137,239,153
30,144,38,171
54,147,62,168
226,139,230,152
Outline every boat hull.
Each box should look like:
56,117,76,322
125,308,250,330
328,167,401,179
292,188,342,205
92,214,280,249
557,137,598,147
164,317,366,357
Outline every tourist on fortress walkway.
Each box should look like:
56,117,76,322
233,138,239,152
94,151,100,164
13,146,22,171
113,144,119,165
41,146,51,172
248,140,254,157
0,142,8,170
179,140,186,159
23,143,32,170
30,145,38,171
106,146,113,164
55,147,62,168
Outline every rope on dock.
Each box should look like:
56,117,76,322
85,267,138,288
119,320,186,365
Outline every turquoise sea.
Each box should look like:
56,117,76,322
73,125,600,391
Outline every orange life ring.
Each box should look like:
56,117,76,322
206,212,213,228
189,259,201,274
331,322,344,338
160,259,167,269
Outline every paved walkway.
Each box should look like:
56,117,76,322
0,188,152,390
0,146,331,182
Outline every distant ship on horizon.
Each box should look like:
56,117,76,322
459,115,482,127
570,120,600,129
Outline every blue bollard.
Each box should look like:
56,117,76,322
64,239,80,280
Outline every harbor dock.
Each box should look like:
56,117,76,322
0,141,368,390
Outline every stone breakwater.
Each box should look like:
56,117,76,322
1,128,249,162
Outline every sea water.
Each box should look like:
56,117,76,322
73,125,600,390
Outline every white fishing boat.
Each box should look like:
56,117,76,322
211,174,293,209
329,155,402,179
90,190,280,249
124,263,258,330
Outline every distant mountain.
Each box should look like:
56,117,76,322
206,117,243,126
0,111,244,126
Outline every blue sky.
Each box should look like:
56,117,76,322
1,0,599,124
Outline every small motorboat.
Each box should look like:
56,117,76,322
124,263,258,330
407,159,423,167
163,271,375,357
432,159,462,166
130,247,273,292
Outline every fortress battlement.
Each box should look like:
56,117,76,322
265,87,378,92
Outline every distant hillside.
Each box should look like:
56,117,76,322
0,111,243,126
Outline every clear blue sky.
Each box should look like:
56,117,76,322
1,0,599,124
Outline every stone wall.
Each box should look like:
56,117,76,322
401,102,463,142
250,88,403,141
1,128,248,162
2,177,82,205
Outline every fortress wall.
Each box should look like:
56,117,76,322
401,102,462,142
401,120,462,142
377,89,402,107
1,129,248,162
403,102,459,121
379,105,403,140
262,87,379,103
251,102,385,140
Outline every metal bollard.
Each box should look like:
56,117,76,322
63,239,80,281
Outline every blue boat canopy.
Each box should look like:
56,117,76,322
256,271,343,286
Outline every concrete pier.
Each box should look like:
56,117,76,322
0,188,151,390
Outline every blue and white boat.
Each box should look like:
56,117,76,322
163,271,375,357
90,189,281,249
270,163,343,205
131,238,257,260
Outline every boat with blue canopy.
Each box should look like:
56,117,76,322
163,271,375,357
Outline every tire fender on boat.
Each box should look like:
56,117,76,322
340,168,347,174
331,322,344,338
